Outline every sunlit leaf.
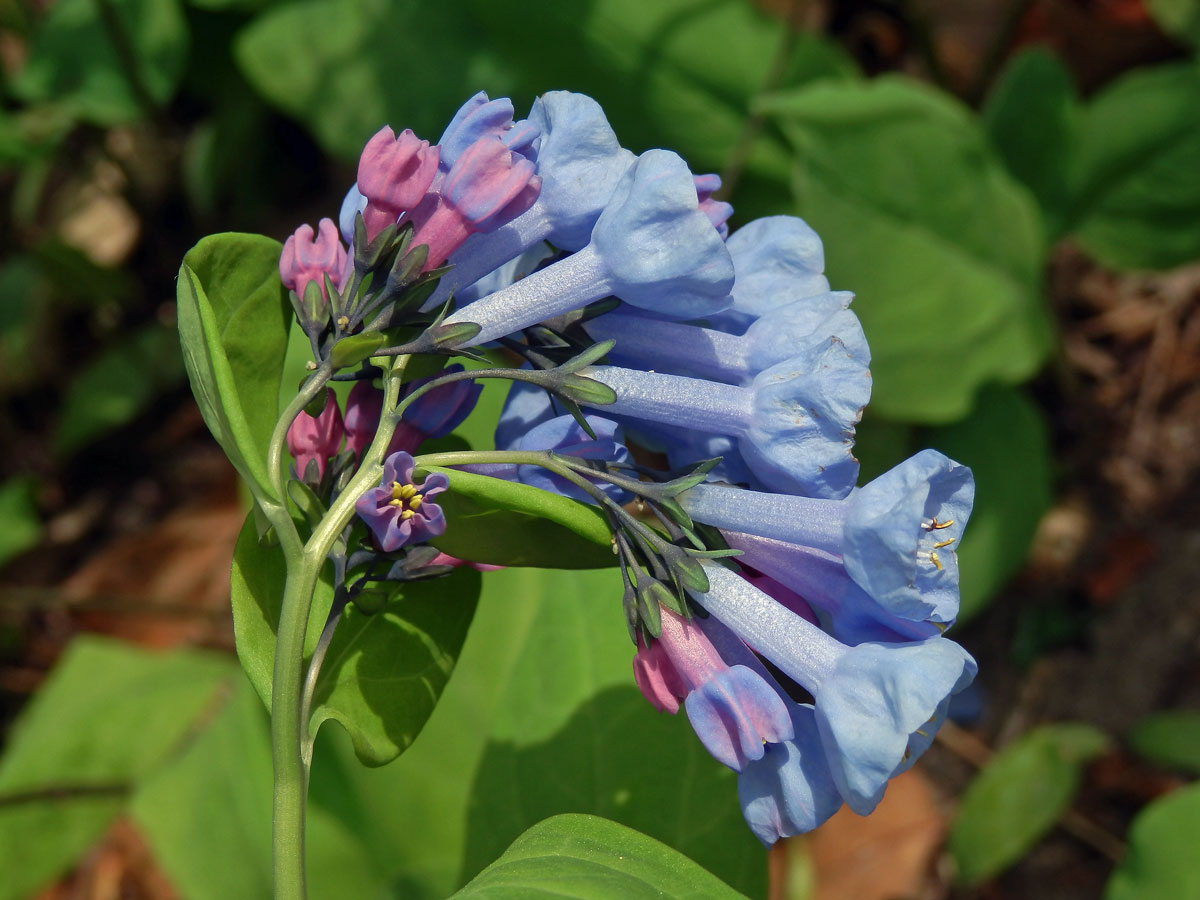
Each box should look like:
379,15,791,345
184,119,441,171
949,723,1110,885
451,814,748,899
0,638,232,900
177,233,292,501
762,76,1052,421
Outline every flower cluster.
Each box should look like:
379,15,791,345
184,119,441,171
279,89,977,846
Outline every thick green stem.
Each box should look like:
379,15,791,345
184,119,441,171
269,357,406,900
270,553,321,900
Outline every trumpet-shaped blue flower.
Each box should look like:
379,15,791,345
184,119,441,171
680,449,973,625
688,563,976,814
586,291,862,387
726,532,942,644
440,149,734,345
581,333,869,499
693,606,842,842
429,92,636,305
737,704,844,845
705,216,832,334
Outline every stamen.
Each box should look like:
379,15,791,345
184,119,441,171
930,517,954,530
401,509,415,520
409,495,422,509
929,550,943,571
932,537,956,549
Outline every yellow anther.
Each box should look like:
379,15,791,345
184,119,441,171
401,509,415,520
928,550,943,571
409,495,422,509
388,498,403,508
390,481,419,502
915,728,929,738
928,517,954,530
336,315,350,330
932,537,956,549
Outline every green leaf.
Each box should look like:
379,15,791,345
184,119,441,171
1146,0,1200,47
177,233,292,501
54,323,183,456
309,567,481,765
949,723,1111,885
12,0,188,125
1068,63,1200,270
234,0,854,217
424,466,616,568
465,0,859,220
762,76,1052,421
131,674,389,900
982,49,1078,237
1106,782,1200,900
330,330,388,369
452,814,748,899
234,0,504,160
0,478,42,567
926,384,1054,621
229,512,482,766
459,576,765,896
0,637,233,900
306,567,764,899
1127,711,1200,775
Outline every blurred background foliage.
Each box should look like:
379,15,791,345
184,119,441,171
1,0,1199,897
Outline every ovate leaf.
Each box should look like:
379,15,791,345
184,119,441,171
177,233,291,501
424,466,616,568
983,48,1078,237
452,814,748,900
762,76,1052,421
306,567,764,899
131,674,388,900
1068,63,1200,270
13,0,188,125
309,567,481,765
1127,711,1200,775
229,513,481,766
949,723,1111,885
1106,783,1200,900
0,637,232,900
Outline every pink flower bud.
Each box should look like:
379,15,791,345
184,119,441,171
410,136,541,269
343,380,384,459
356,126,440,240
286,389,344,480
632,636,688,714
279,219,348,299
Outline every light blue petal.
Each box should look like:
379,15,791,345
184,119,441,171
589,150,734,317
684,665,793,772
843,449,974,623
814,637,976,814
339,184,367,245
743,335,871,498
705,216,831,333
527,91,637,251
737,705,843,845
